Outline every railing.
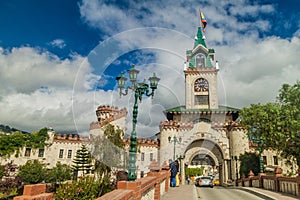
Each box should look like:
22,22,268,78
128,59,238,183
98,170,170,200
236,167,300,198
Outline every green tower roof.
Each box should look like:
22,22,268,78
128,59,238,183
193,27,207,48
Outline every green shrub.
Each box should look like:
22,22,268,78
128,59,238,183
185,167,204,176
55,176,103,200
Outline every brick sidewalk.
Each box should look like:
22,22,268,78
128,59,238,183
161,184,197,200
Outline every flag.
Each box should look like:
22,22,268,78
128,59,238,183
200,11,207,31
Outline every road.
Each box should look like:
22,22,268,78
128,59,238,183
196,186,265,200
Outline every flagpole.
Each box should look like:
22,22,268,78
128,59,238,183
198,8,202,28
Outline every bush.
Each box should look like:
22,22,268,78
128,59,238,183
0,177,23,198
185,167,204,177
55,176,104,200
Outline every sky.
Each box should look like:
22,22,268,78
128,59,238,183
0,0,299,137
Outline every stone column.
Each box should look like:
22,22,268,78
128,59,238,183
223,160,228,183
181,160,185,185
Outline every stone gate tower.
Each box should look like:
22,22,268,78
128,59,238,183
157,26,249,185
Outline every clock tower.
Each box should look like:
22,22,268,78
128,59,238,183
184,27,219,109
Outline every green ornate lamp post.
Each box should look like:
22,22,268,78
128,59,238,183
250,134,264,174
168,136,182,161
116,64,160,181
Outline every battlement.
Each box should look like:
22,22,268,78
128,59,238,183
123,138,159,148
159,120,180,131
53,133,86,143
93,105,127,128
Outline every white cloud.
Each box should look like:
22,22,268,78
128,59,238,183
0,46,101,133
49,39,66,49
1,0,300,138
76,0,300,137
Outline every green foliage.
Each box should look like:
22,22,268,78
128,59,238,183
239,152,260,177
240,81,300,167
103,124,125,149
55,176,106,200
45,162,73,185
72,144,93,176
91,124,127,169
0,128,49,157
17,160,47,184
185,167,204,177
0,166,4,180
0,177,23,198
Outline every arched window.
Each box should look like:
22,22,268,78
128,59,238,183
195,53,205,67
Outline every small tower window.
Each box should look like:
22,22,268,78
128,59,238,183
195,53,205,67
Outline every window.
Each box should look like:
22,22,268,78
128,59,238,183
150,153,153,161
59,149,64,158
141,152,145,161
25,148,31,157
273,156,278,165
67,150,72,158
140,171,144,178
38,149,44,157
195,95,209,105
262,156,267,165
195,53,205,67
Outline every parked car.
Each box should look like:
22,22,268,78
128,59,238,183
195,176,214,188
213,179,220,186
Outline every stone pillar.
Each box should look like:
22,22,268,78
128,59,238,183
274,166,283,192
13,184,53,200
248,170,254,187
181,160,185,185
223,160,228,183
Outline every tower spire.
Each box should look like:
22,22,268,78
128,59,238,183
193,27,207,48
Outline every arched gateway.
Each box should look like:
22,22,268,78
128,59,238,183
157,26,250,185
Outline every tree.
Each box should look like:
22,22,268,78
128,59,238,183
277,82,300,169
17,160,47,184
72,144,93,176
239,152,260,177
0,165,4,180
0,127,49,157
240,81,300,173
45,162,72,187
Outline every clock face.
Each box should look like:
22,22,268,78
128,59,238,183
194,78,208,92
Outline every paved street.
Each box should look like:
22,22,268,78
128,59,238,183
161,184,299,200
196,186,264,200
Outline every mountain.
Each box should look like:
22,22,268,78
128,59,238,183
0,124,29,134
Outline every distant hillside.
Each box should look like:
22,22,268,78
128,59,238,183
0,124,29,134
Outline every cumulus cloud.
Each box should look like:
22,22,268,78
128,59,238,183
76,0,300,137
0,46,101,133
1,0,300,138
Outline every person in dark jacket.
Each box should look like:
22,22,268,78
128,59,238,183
169,159,178,187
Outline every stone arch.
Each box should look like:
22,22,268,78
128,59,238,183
186,147,219,166
180,138,228,185
184,139,224,166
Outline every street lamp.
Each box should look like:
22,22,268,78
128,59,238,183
250,135,264,174
168,136,182,161
116,64,160,182
233,156,239,181
177,154,185,176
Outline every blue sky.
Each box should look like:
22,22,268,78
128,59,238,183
0,0,299,137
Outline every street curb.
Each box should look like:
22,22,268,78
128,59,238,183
192,185,198,200
235,187,277,200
